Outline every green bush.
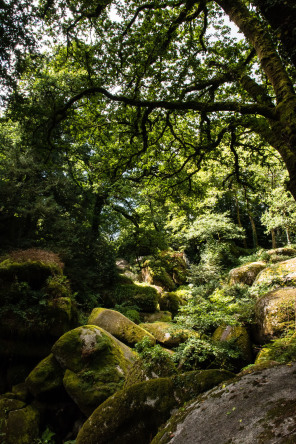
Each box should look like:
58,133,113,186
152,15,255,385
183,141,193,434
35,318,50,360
173,337,242,372
135,337,177,377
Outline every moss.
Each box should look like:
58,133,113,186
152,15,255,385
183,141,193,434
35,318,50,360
254,257,296,288
51,326,135,415
52,326,113,372
229,262,266,286
254,287,296,342
212,325,253,365
76,369,234,444
0,398,39,444
255,333,296,365
258,399,296,442
25,353,64,397
63,367,125,416
141,251,188,291
11,383,29,402
159,292,182,317
111,283,159,312
88,308,156,346
139,322,193,348
140,311,172,323
0,260,61,296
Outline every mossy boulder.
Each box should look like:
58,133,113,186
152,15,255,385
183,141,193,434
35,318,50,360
265,247,296,263
0,250,76,338
255,333,296,365
212,325,253,366
141,251,187,291
139,322,196,348
88,308,156,347
110,283,159,312
140,311,173,323
229,261,266,286
254,257,296,287
0,252,77,390
152,362,296,444
76,369,234,444
253,287,296,343
0,397,39,444
25,353,64,398
51,325,136,415
159,292,183,317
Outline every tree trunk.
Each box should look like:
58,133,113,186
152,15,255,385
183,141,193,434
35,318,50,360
286,227,291,245
217,0,296,201
234,193,247,248
252,0,296,69
271,228,277,249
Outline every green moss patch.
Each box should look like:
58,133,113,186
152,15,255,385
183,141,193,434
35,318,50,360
76,369,234,444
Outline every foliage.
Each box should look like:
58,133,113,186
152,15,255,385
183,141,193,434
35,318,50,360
261,187,296,244
135,337,177,377
114,303,141,324
257,333,296,364
175,293,237,335
173,337,242,372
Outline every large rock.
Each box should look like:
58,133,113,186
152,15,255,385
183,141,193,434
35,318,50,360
141,251,187,291
212,325,253,367
229,261,266,286
254,257,296,286
76,369,234,444
0,252,78,389
139,322,195,348
88,308,156,346
25,353,64,398
253,287,296,343
51,325,136,415
255,333,296,365
0,397,39,444
152,362,296,444
265,247,296,263
159,292,184,317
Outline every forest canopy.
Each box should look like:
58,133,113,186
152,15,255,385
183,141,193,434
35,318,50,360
1,0,296,299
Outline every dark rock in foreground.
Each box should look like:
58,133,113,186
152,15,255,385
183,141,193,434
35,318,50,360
152,362,296,444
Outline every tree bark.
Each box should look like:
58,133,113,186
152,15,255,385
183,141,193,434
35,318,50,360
271,228,276,249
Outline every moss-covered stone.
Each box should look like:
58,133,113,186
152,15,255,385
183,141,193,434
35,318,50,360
88,308,156,347
139,322,197,348
159,292,183,317
253,287,296,343
140,251,188,291
254,257,296,286
229,261,266,286
25,353,64,397
51,326,136,415
0,397,39,444
151,362,296,444
140,311,172,323
11,383,29,402
265,247,296,263
255,333,296,365
111,283,159,312
76,369,234,444
212,325,253,366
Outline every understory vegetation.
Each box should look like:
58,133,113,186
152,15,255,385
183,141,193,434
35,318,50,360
1,0,296,442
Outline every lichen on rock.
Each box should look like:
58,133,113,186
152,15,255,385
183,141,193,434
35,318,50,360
229,261,266,286
51,325,136,415
76,369,234,444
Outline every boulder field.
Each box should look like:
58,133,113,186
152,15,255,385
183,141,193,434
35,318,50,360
152,362,296,444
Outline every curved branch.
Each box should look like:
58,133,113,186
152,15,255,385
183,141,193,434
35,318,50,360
55,86,276,123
